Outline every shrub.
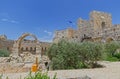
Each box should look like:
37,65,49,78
103,41,120,61
78,42,103,68
113,53,120,60
47,40,103,70
104,41,120,57
0,49,10,57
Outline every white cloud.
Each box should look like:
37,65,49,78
38,34,53,42
0,18,19,23
44,30,52,36
10,20,19,23
38,37,52,42
1,18,8,21
40,39,52,42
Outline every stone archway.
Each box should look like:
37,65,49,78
17,33,38,54
12,33,39,55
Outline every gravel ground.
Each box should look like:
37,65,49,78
1,61,120,79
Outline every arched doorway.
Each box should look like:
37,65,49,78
101,22,106,30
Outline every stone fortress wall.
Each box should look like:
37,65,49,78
53,11,120,43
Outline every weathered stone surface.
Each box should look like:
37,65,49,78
53,10,120,43
0,57,9,63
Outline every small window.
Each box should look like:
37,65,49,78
41,47,44,53
21,47,23,51
76,36,78,38
45,47,47,51
30,47,33,51
7,47,9,50
26,47,28,51
34,47,36,51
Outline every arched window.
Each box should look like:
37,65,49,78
101,22,106,29
26,47,28,51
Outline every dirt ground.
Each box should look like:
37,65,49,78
0,63,31,74
0,61,120,79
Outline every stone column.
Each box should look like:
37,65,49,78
11,41,19,56
36,41,42,57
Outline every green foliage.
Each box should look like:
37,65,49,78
113,53,120,60
104,41,120,57
47,40,120,70
78,42,103,68
24,71,57,79
47,40,103,70
105,56,119,61
0,49,10,57
103,41,120,61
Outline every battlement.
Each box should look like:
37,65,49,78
90,10,111,17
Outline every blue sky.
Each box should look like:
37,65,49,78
0,0,120,42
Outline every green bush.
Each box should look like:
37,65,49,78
104,41,120,56
0,49,10,57
47,40,103,70
24,71,57,79
114,53,120,60
103,41,120,61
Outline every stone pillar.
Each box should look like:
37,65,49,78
11,41,19,56
36,42,42,57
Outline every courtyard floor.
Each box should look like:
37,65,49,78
1,61,120,79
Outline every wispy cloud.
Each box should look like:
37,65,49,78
44,30,52,36
0,18,19,23
1,18,8,21
39,30,54,42
39,39,52,42
39,36,53,42
10,20,19,23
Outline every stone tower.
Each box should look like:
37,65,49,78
90,11,112,31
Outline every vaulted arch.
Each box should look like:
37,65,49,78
13,33,38,54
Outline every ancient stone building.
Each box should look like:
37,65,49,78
0,35,14,53
53,28,80,43
0,33,51,55
53,11,120,43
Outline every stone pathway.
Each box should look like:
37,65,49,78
0,61,120,79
